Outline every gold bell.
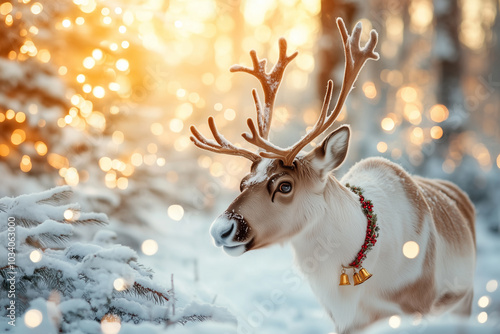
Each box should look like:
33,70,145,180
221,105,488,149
339,269,350,286
353,271,363,286
359,268,372,282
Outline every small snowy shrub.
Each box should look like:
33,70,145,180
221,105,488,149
0,186,171,332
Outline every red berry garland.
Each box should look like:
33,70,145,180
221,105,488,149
345,183,379,268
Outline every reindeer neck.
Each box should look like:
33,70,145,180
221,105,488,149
291,176,367,277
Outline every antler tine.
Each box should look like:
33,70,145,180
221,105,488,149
276,18,378,165
281,80,334,165
317,18,379,133
231,38,298,140
241,118,288,156
190,118,261,163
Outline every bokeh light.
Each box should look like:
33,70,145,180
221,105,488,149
141,239,159,256
168,204,184,221
24,309,43,328
402,241,420,259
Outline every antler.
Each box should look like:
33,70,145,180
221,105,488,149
190,117,261,162
190,18,378,167
230,38,298,140
240,18,379,165
189,37,297,163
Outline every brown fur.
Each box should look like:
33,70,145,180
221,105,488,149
414,177,475,253
388,233,437,313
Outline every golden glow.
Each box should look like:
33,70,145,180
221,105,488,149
24,309,43,328
105,171,117,189
497,155,500,169
202,73,214,85
83,57,96,69
381,118,395,132
112,131,124,144
93,86,105,98
429,104,449,123
35,141,48,156
92,48,103,60
400,86,417,103
117,177,128,190
113,278,128,291
64,209,74,220
147,143,157,154
168,204,184,221
141,239,158,256
30,250,42,263
6,109,15,119
99,157,112,171
224,108,236,121
151,123,164,135
48,153,69,169
82,84,92,93
169,119,183,133
404,104,421,125
115,58,129,71
377,142,388,153
62,18,71,28
0,144,10,157
430,126,443,139
101,314,121,334
11,129,26,145
175,103,193,119
20,155,32,172
198,155,212,169
0,2,13,15
64,167,79,186
58,66,68,75
15,112,26,123
131,153,143,167
37,49,50,63
362,81,377,99
214,102,223,111
30,2,43,15
410,0,433,33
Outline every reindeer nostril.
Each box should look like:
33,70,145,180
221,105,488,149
221,223,234,239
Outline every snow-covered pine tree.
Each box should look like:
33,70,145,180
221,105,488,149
0,186,172,332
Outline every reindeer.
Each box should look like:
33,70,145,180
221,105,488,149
190,19,476,333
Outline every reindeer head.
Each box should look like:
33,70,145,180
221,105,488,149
190,19,379,256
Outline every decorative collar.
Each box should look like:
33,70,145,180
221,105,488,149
339,183,379,286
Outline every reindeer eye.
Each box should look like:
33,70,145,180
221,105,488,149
278,182,292,193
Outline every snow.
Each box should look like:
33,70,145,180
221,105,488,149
243,158,274,186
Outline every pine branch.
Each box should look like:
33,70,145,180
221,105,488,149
36,189,73,205
26,232,71,248
116,281,170,305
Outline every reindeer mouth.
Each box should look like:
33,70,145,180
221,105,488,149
222,238,254,257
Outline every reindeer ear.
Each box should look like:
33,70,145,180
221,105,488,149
306,125,350,177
